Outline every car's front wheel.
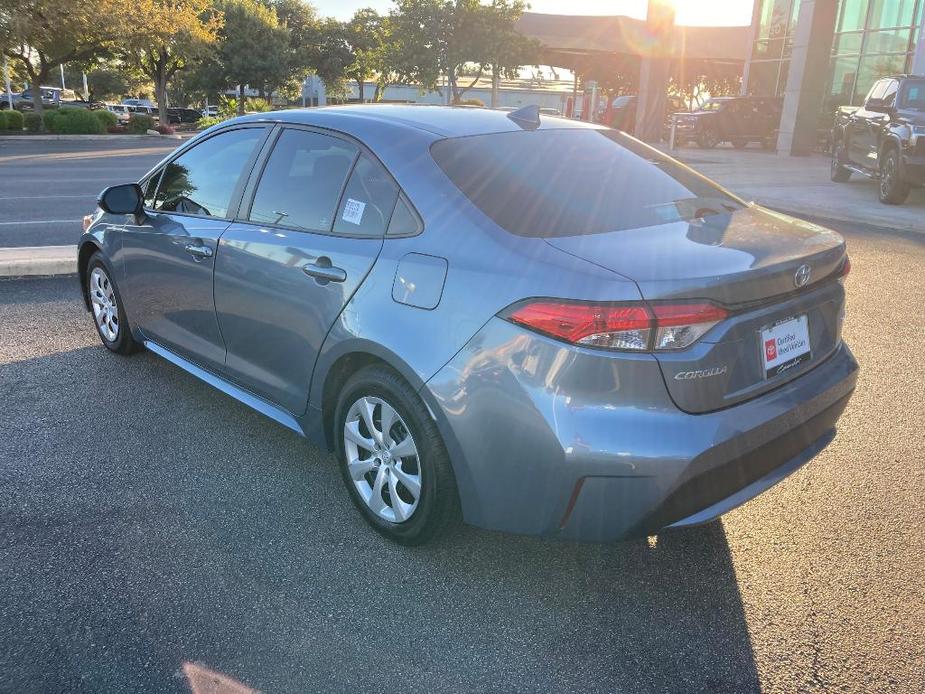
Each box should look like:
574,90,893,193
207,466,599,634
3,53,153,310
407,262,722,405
87,254,138,354
334,365,460,545
878,148,911,205
698,128,719,149
830,140,852,182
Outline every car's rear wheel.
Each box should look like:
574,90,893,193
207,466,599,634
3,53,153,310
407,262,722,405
698,128,719,149
87,254,138,355
334,365,460,545
878,148,910,205
830,140,852,182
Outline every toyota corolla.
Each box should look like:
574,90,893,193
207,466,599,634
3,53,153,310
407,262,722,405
78,105,858,544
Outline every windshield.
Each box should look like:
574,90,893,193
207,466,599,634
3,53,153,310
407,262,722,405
431,128,744,238
899,80,925,110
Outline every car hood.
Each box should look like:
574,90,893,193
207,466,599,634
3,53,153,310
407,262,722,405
545,205,847,304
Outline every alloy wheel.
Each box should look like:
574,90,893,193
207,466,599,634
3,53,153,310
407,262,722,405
343,396,422,523
89,266,119,342
880,156,895,198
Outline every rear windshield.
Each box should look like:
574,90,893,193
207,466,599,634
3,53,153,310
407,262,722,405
430,128,744,238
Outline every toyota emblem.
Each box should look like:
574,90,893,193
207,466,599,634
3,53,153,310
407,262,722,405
794,264,812,288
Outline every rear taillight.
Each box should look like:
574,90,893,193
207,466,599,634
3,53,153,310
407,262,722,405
838,256,851,280
505,300,727,352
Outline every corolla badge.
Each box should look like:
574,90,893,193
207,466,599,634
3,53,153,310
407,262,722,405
674,366,728,381
794,264,812,288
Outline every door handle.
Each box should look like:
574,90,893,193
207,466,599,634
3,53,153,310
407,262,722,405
185,243,213,259
302,258,347,283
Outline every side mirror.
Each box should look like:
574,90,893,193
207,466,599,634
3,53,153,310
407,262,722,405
98,183,143,216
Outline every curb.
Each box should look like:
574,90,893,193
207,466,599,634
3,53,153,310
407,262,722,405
0,133,192,141
0,245,77,278
760,201,925,236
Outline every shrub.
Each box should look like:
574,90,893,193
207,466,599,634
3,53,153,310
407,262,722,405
5,109,23,130
127,112,155,133
24,112,43,132
195,115,224,130
0,111,7,130
454,98,485,107
154,124,175,135
93,109,118,128
42,109,60,130
47,107,105,134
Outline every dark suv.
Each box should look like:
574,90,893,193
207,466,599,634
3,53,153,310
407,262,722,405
672,96,783,149
832,74,925,205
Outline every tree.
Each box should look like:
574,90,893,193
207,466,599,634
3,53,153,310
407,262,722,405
213,0,288,114
383,0,532,104
0,0,138,117
130,0,222,123
63,60,150,102
261,0,319,104
345,8,385,102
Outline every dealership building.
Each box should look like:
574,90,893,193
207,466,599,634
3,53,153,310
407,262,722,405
518,0,925,154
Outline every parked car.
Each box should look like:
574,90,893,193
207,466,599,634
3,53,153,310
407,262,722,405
0,86,61,111
78,105,857,545
166,107,204,124
831,74,925,205
672,96,783,149
122,98,156,109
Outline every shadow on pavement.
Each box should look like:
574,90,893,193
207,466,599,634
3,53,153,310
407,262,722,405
0,339,759,693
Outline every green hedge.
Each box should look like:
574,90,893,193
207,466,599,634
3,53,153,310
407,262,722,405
0,111,7,129
93,109,118,128
4,109,24,130
47,107,105,134
24,112,42,132
127,113,155,133
195,115,225,130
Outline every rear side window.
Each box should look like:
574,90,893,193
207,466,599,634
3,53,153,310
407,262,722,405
332,155,400,236
431,129,744,238
249,129,357,232
155,128,264,218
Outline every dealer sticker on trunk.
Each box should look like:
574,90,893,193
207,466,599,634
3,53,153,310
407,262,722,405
761,315,811,379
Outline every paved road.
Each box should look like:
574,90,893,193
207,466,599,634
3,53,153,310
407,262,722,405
0,220,923,693
0,139,176,248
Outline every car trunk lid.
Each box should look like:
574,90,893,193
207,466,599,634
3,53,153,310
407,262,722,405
546,206,848,413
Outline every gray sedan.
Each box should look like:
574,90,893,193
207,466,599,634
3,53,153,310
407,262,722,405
78,104,858,544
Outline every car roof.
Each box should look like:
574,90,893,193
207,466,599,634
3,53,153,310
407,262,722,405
232,103,604,139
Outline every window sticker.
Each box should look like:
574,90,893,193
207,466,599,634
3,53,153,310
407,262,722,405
342,198,366,225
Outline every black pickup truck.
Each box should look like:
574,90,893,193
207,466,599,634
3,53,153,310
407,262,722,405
831,74,925,205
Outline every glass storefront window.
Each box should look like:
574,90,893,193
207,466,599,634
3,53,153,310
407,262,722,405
833,32,865,53
862,27,913,53
828,55,860,108
758,0,797,39
867,0,918,29
855,54,907,99
838,0,871,32
747,61,783,96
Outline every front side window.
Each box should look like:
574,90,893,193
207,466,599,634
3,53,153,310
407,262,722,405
332,155,400,237
249,129,358,232
431,128,745,238
155,128,265,218
142,171,162,209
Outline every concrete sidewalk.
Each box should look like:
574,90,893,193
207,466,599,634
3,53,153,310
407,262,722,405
662,145,924,235
0,245,76,278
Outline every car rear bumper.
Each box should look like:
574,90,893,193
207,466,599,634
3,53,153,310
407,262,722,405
423,318,858,542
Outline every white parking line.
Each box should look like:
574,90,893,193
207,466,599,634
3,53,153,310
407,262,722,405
0,219,82,226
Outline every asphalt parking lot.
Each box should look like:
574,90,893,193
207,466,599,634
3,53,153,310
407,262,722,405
0,219,923,693
0,139,176,248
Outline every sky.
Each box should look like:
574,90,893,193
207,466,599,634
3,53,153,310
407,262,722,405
310,0,755,27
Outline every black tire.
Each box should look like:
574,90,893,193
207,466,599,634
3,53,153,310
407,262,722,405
334,365,460,545
86,253,139,355
830,140,852,182
697,128,719,149
878,148,911,205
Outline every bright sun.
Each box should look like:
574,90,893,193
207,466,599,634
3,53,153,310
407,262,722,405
673,0,753,27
